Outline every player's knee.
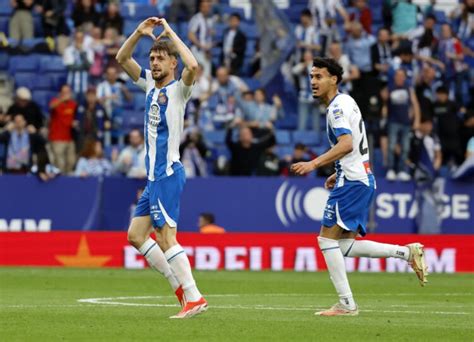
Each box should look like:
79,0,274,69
317,236,339,252
338,239,353,257
127,229,145,248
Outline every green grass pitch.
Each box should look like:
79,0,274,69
0,267,473,341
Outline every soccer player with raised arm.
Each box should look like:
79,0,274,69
116,17,207,319
291,58,428,317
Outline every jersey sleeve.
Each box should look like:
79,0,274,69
177,79,194,102
328,100,352,138
133,68,151,92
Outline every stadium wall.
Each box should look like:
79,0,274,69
0,175,472,234
0,232,472,272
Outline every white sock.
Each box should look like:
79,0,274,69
139,238,180,291
339,239,409,261
318,237,356,310
164,244,202,302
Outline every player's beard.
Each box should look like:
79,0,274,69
152,69,169,82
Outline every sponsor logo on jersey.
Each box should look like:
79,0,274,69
149,104,161,127
332,108,343,120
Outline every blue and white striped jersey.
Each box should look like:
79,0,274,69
326,93,375,187
134,68,193,181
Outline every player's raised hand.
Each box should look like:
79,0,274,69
290,161,316,176
136,17,160,40
156,18,174,40
324,173,337,190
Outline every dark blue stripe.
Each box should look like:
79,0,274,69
155,87,170,180
140,68,146,79
344,241,355,257
143,242,157,257
321,246,340,252
144,88,155,176
167,250,184,263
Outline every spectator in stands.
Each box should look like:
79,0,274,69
0,108,8,131
256,145,281,176
450,0,474,41
389,41,419,87
88,26,106,85
188,0,215,76
328,41,360,94
168,0,196,23
220,13,247,76
75,88,110,151
432,86,463,168
461,103,474,156
48,84,78,174
294,9,321,64
96,66,132,144
225,123,276,176
385,69,421,181
0,114,48,174
415,64,441,122
309,0,349,32
37,0,70,53
345,21,377,116
74,139,112,177
390,0,421,35
100,2,124,36
293,50,321,132
350,0,372,34
7,87,44,132
408,118,443,234
8,0,34,41
113,129,146,179
438,23,467,104
281,142,318,177
452,137,474,180
249,39,262,78
63,30,94,103
180,128,209,178
72,0,100,29
371,28,393,82
102,27,123,71
406,14,439,62
235,89,283,132
198,213,225,234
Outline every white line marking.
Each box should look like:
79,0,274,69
75,294,473,316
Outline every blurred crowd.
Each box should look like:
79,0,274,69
0,0,473,182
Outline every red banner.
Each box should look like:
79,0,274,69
1,232,473,272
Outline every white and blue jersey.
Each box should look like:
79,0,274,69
322,93,376,236
133,68,193,228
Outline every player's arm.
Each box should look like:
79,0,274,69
157,18,198,86
116,17,159,82
291,135,353,175
409,88,421,130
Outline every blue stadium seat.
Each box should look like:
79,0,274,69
21,38,45,49
133,96,145,111
220,5,246,21
32,75,54,90
240,22,258,40
33,15,44,37
275,114,297,130
178,22,188,38
124,19,141,36
122,110,144,130
214,23,226,41
0,52,8,70
245,39,256,57
242,77,260,91
32,90,55,111
0,143,5,170
40,56,67,72
276,145,294,159
47,72,68,90
14,72,36,88
203,130,226,145
0,5,11,15
8,55,39,73
292,130,319,146
0,16,8,35
275,130,291,145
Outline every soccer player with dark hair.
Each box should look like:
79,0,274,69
291,57,428,316
116,17,207,319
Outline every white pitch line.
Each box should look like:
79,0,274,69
75,295,473,316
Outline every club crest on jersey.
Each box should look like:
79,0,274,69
158,92,168,105
149,104,161,127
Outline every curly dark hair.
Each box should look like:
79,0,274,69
312,57,344,84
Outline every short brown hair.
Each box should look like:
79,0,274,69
149,39,178,59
